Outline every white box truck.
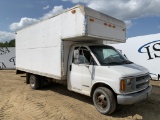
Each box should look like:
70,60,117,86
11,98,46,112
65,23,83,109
16,4,152,114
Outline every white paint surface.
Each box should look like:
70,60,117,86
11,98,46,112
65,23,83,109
16,5,125,80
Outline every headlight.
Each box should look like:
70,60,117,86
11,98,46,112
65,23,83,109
120,78,134,92
126,79,131,85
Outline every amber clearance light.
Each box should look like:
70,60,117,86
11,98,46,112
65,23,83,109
71,10,76,14
89,18,94,22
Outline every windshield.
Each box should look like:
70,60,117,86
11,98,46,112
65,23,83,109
89,45,132,65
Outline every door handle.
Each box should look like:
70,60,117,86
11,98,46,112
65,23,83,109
70,65,72,71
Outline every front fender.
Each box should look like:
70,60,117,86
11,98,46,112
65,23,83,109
90,81,117,96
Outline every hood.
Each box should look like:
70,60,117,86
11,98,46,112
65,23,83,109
106,63,149,77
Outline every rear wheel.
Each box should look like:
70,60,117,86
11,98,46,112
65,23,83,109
29,74,40,89
93,87,116,115
39,76,51,88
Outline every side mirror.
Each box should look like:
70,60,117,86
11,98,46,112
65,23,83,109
74,50,80,64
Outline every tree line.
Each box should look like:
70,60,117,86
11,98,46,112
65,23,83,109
0,39,15,47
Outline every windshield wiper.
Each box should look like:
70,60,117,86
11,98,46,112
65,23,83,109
121,60,133,64
101,61,133,65
105,62,122,65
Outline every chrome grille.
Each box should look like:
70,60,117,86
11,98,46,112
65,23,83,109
136,74,150,90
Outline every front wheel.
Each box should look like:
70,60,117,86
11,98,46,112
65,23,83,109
93,87,116,115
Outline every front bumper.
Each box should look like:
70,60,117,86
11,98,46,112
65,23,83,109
117,85,152,105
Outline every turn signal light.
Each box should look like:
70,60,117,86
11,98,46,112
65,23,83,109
121,80,125,91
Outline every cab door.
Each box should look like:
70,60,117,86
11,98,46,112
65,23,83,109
68,47,94,95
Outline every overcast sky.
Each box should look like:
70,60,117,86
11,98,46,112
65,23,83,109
0,0,160,42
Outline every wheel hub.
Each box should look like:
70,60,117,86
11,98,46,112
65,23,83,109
97,94,107,108
30,76,35,87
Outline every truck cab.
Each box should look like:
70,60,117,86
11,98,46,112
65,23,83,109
67,44,152,114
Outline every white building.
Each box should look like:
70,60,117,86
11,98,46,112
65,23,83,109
0,47,15,69
112,33,160,80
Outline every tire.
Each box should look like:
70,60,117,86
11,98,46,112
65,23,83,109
39,76,47,88
29,74,40,90
39,77,45,88
26,73,30,84
93,87,116,115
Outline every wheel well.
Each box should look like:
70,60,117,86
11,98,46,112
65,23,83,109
91,83,116,97
26,73,40,84
26,73,48,85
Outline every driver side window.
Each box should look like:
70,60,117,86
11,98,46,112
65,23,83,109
73,47,93,65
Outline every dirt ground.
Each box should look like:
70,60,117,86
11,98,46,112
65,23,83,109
0,70,160,120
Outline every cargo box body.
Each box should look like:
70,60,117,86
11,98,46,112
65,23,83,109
16,5,126,80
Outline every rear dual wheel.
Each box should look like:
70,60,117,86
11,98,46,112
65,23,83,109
29,74,48,89
29,74,40,89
